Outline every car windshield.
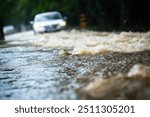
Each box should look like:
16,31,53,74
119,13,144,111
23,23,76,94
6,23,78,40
35,13,62,22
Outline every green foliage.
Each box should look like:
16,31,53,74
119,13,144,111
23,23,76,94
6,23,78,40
0,0,17,17
0,0,122,30
13,0,80,25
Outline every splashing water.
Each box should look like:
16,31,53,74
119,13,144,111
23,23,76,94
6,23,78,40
23,30,150,54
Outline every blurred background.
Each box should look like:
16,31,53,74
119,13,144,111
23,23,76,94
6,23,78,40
0,0,150,39
1,0,150,100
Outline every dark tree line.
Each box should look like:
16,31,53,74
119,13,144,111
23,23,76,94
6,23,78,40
1,0,150,40
0,0,17,40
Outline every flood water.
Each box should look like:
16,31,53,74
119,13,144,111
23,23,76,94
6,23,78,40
0,30,150,99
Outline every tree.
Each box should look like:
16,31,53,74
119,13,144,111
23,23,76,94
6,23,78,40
0,0,17,40
16,0,80,26
0,19,4,40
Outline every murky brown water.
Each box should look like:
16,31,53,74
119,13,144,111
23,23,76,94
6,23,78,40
0,30,150,99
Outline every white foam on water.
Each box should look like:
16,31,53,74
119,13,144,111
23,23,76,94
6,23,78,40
7,30,150,54
71,31,150,54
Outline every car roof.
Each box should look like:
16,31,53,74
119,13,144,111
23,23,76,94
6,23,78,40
4,25,14,29
35,11,61,17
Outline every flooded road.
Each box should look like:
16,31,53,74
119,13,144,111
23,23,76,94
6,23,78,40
0,30,150,99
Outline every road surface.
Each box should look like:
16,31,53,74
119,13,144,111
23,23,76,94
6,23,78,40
0,30,150,99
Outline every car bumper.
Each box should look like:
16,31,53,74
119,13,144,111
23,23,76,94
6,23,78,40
35,24,65,33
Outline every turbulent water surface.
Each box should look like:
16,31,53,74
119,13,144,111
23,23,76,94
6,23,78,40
0,30,150,99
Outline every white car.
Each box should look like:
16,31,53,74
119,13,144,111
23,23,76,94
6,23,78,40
32,11,66,34
3,25,15,34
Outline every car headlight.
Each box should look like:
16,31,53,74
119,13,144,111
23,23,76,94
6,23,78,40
60,21,66,26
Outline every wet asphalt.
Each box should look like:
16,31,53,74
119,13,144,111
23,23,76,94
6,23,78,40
0,31,150,100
